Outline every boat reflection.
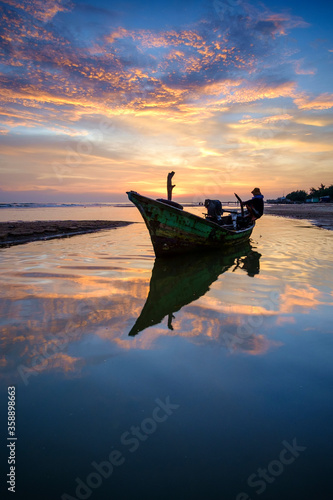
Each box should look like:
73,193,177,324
129,244,261,336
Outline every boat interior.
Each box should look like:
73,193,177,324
156,197,252,230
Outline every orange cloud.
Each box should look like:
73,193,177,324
1,0,331,202
294,93,333,110
236,113,293,128
216,81,297,106
3,0,71,21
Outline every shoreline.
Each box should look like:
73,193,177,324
0,220,135,247
265,204,333,230
0,205,331,248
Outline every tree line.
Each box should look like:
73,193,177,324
286,183,333,202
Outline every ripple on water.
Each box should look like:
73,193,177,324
0,210,333,500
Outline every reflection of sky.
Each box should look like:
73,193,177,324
1,213,333,500
0,0,333,202
0,215,332,383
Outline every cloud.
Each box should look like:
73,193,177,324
294,93,333,110
1,0,332,201
0,0,310,132
2,0,72,22
293,114,333,127
293,59,316,75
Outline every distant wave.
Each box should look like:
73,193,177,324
0,202,134,209
0,201,224,209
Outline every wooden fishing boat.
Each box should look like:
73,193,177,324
127,191,255,257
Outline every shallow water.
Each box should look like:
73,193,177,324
0,204,143,223
1,210,333,500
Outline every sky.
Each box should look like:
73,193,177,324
0,0,332,202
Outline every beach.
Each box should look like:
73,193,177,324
0,220,134,247
265,203,333,230
0,203,331,247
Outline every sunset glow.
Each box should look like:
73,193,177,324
1,0,332,202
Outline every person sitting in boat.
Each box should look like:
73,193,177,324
243,188,264,220
204,199,223,222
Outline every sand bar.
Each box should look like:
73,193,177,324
1,205,332,248
0,220,134,247
265,204,333,230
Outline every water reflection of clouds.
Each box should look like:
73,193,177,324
1,219,332,382
0,280,283,382
279,284,324,314
1,278,329,375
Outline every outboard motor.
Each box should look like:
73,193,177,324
204,199,223,222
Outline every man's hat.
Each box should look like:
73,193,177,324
251,188,261,195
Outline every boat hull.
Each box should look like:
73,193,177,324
127,191,254,257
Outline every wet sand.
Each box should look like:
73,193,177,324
265,204,333,230
0,220,134,247
0,205,331,248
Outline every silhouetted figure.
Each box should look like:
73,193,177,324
204,199,223,222
243,188,264,220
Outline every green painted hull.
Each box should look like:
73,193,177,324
127,191,254,257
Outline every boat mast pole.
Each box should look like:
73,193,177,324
167,171,175,200
234,193,244,217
